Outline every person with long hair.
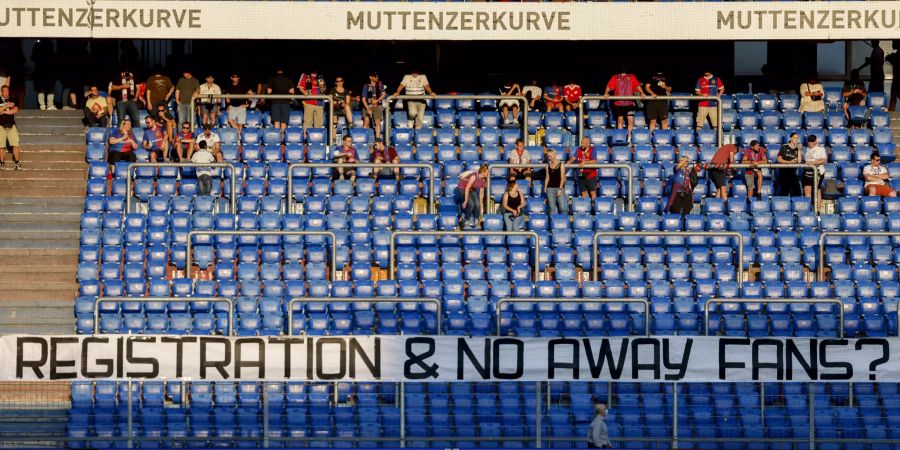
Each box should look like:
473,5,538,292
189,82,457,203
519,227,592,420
502,181,526,231
544,149,568,215
666,156,695,216
454,164,488,230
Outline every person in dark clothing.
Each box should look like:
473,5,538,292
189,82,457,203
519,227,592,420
267,69,294,131
31,39,56,110
666,157,696,216
886,41,900,111
777,132,803,197
865,40,886,93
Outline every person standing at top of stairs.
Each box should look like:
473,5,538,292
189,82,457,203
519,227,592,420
0,85,21,170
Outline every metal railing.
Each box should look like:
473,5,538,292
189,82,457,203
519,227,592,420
592,231,745,284
92,296,234,335
817,231,900,281
185,230,338,278
286,162,436,214
384,95,528,145
387,231,540,281
124,162,237,214
192,94,335,142
287,297,442,336
577,95,723,146
495,297,650,336
485,162,635,212
729,163,821,212
704,298,844,338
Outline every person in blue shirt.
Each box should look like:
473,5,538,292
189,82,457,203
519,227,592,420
141,116,169,163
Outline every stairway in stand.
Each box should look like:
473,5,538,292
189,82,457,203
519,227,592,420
0,109,85,334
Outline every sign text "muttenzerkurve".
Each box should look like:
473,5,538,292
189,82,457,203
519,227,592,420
0,7,201,29
347,11,571,32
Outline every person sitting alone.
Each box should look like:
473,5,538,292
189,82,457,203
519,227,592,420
863,152,896,197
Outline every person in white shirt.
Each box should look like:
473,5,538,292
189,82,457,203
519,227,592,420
394,70,434,129
193,125,223,162
197,74,222,128
522,80,543,111
802,135,827,204
507,138,532,182
863,153,896,197
799,75,825,113
191,140,216,196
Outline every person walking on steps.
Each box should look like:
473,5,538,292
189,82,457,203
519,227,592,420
588,401,611,449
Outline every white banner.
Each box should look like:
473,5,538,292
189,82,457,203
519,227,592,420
0,0,898,40
2,335,898,382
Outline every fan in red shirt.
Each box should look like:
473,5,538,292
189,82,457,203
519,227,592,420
563,81,582,111
568,137,599,199
604,69,646,137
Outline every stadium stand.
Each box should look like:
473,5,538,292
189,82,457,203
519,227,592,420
63,84,900,447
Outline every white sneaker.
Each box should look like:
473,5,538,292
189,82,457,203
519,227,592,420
38,105,46,111
62,106,74,111
47,105,58,111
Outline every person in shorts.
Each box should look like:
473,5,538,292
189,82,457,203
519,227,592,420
197,74,222,128
194,125,223,163
507,139,532,182
742,140,768,199
0,85,21,170
225,73,251,136
543,83,564,112
695,71,725,130
707,144,737,200
191,140,216,196
802,135,827,203
107,119,138,174
644,72,672,132
605,69,645,137
569,137,598,199
499,81,521,126
333,135,358,182
267,69,294,131
371,137,400,180
174,122,196,162
864,153,896,197
362,72,386,139
563,80,582,112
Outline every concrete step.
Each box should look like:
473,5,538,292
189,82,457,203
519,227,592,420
0,179,86,190
0,187,85,198
0,263,74,274
15,117,82,128
0,196,84,207
16,124,84,136
0,161,85,171
0,324,73,334
0,280,75,291
0,272,74,284
0,230,80,241
0,203,84,214
0,169,85,180
20,144,85,153
0,242,79,256
18,135,85,146
0,291,75,302
0,306,72,321
14,151,85,163
17,110,83,119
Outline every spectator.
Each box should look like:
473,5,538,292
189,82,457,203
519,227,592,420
499,81,521,126
174,70,200,127
802,135,827,204
707,143,737,201
174,121,195,162
333,135,358,182
107,119,138,171
563,80,582,112
522,80,543,112
197,74,222,128
192,140,216,196
695,71,725,130
395,69,435,129
109,70,141,126
569,137,598,199
544,149,567,215
298,71,326,132
145,68,174,119
644,72,672,132
0,85,20,170
361,72,386,139
867,40,886,93
155,103,177,145
588,401,611,449
32,39,56,110
194,125,223,163
666,157,696,216
371,137,400,180
225,73,252,136
328,76,354,136
742,140,768,199
267,69,295,131
864,153,896,197
887,41,900,111
842,69,867,123
777,132,803,197
543,82,564,113
798,75,825,113
83,86,108,128
142,116,168,163
454,164,488,230
604,69,645,137
507,138,532,182
502,181,526,231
